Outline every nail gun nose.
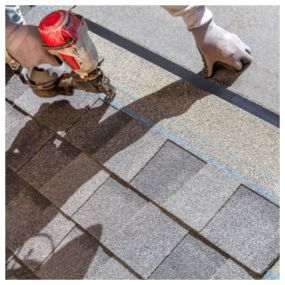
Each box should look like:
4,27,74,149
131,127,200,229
100,76,116,102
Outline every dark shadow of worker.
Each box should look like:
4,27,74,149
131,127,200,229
5,66,245,279
6,225,104,279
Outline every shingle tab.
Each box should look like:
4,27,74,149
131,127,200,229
104,203,187,279
6,106,30,151
72,177,146,241
42,94,99,130
6,188,74,271
38,153,109,216
6,75,29,102
163,164,239,231
36,226,110,279
149,234,226,279
6,101,13,115
65,100,132,155
6,109,54,171
211,259,254,280
6,258,37,280
6,167,33,205
93,117,166,181
201,185,279,274
18,136,81,189
131,141,205,204
91,258,137,279
263,259,279,280
14,85,100,119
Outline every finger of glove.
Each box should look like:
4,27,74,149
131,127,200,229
240,49,253,65
235,36,252,57
229,56,243,71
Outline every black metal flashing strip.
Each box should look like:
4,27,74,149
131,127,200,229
85,19,280,128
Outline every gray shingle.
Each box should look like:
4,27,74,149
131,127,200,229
6,75,29,102
163,164,239,231
6,101,13,115
15,88,99,121
6,258,37,280
104,203,187,279
21,5,54,26
211,259,254,280
93,117,166,181
92,258,137,280
6,106,30,151
65,100,133,155
36,226,110,279
263,259,279,280
131,141,205,204
201,185,279,274
38,153,109,216
33,93,99,133
72,177,146,241
18,136,81,189
6,167,32,205
6,187,74,271
6,111,54,171
149,234,226,279
14,89,58,117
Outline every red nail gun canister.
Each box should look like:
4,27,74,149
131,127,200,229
36,9,115,99
39,9,98,78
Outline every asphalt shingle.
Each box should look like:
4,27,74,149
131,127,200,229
6,258,37,280
263,259,279,280
6,167,33,205
65,100,132,155
6,108,53,171
6,101,13,115
93,116,166,181
149,234,226,280
104,203,187,279
6,248,14,265
6,105,30,151
36,226,110,279
163,164,239,231
6,187,74,271
211,259,253,280
15,87,99,117
16,88,100,132
91,258,137,280
131,140,205,204
38,153,109,216
18,135,81,189
5,75,29,102
72,177,146,241
201,185,279,274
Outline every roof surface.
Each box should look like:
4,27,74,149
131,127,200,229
6,5,279,280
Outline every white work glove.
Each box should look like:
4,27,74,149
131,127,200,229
191,19,252,77
6,22,58,68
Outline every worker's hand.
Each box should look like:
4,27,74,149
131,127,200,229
6,22,58,68
191,20,252,77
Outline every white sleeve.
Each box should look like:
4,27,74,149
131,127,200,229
5,5,24,25
162,5,213,29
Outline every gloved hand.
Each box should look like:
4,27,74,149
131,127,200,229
191,19,252,77
6,22,58,68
